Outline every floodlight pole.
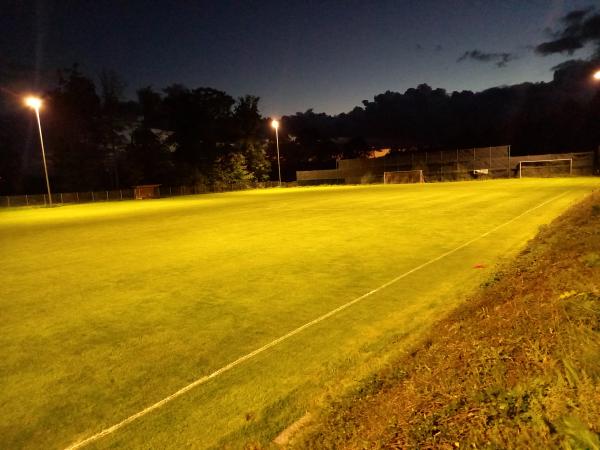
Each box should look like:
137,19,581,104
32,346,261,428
275,125,281,186
594,71,600,175
271,119,282,187
34,107,53,206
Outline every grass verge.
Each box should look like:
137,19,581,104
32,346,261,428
293,190,600,449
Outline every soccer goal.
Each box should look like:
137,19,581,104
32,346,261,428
518,159,572,178
383,169,424,184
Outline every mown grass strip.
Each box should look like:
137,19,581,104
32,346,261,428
65,191,570,449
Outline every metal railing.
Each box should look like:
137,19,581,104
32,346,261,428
0,181,298,208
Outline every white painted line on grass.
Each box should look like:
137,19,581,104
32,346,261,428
65,191,569,449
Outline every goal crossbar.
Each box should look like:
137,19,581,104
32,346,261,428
518,158,572,178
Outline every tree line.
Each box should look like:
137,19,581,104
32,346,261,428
1,59,600,195
278,59,600,175
0,67,276,195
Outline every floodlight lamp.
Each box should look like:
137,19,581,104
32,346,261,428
25,96,42,109
593,70,600,81
271,119,279,129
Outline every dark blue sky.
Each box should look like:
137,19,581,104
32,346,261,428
1,0,598,116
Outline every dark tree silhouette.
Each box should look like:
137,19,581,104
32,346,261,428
1,51,600,194
45,66,106,191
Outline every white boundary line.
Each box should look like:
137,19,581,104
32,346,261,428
64,191,569,449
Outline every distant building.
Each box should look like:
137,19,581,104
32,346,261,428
368,148,391,159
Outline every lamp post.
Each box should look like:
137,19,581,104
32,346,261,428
271,119,282,186
25,96,53,206
593,71,600,175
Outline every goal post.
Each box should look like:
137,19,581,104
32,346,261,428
518,159,573,178
383,169,424,184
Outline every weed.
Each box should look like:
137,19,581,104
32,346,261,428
581,252,600,267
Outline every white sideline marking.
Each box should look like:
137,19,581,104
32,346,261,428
65,191,569,449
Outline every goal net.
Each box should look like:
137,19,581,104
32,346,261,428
518,159,572,178
383,170,424,184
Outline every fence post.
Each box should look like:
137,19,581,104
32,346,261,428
507,145,511,178
44,194,47,205
106,191,109,201
456,149,459,176
60,193,64,203
76,192,79,202
570,158,573,175
25,194,29,206
120,190,123,200
91,191,95,202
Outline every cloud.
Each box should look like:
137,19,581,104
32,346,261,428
536,7,600,56
457,50,517,68
536,36,585,55
562,7,594,25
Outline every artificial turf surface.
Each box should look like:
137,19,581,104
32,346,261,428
0,178,598,449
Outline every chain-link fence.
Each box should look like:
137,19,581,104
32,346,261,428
0,181,297,208
296,146,596,185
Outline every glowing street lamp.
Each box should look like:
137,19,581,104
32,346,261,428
25,96,53,206
271,119,282,186
593,71,600,176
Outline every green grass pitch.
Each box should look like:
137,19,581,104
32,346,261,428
1,178,598,449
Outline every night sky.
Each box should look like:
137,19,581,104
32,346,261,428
1,0,598,116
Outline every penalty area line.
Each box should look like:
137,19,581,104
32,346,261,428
64,191,569,450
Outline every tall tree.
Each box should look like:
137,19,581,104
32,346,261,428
233,95,271,181
98,70,132,188
162,85,236,180
46,66,105,191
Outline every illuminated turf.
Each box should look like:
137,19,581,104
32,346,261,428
1,178,598,449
